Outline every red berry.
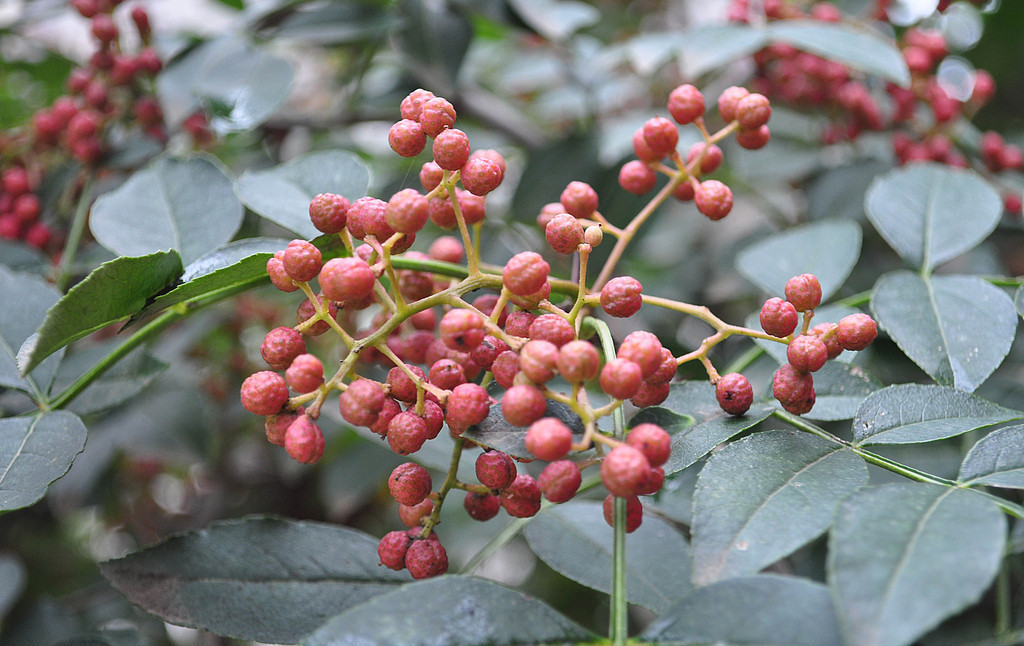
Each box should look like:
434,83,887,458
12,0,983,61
266,254,297,293
460,156,504,196
319,257,376,303
282,240,322,283
538,460,581,503
339,379,386,427
418,400,445,439
644,348,677,385
439,308,486,351
476,451,517,490
695,180,733,220
378,530,412,570
504,311,537,337
760,297,799,337
428,236,464,263
545,213,585,254
736,93,772,129
405,536,448,579
388,462,433,506
673,180,696,202
809,323,844,360
285,354,324,393
388,119,426,157
626,423,671,467
241,371,289,416
600,276,643,318
91,14,118,43
432,128,471,171
636,465,665,496
260,326,306,370
772,364,814,408
502,251,550,296
619,160,657,195
525,417,573,461
601,445,651,498
519,340,558,384
464,491,501,521
556,340,601,383
603,494,643,533
419,161,444,191
419,97,456,137
668,84,706,125
784,274,822,312
630,380,671,407
401,89,436,121
787,335,828,372
470,335,510,371
501,384,547,427
632,127,663,162
736,125,771,150
600,358,643,400
398,499,434,528
560,181,598,219
265,408,303,447
528,314,575,348
388,410,429,455
718,86,750,122
386,188,429,234
296,296,337,336
617,331,663,378
388,365,425,403
836,313,877,351
428,358,466,391
685,143,723,174
284,415,325,464
642,116,679,157
369,397,403,437
445,382,490,429
716,373,753,416
500,474,542,518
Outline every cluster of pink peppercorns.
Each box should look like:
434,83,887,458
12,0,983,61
611,82,772,222
715,273,878,417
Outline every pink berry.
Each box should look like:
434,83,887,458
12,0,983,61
285,353,324,393
528,314,575,348
319,257,376,303
630,381,671,408
619,160,657,195
736,125,771,150
398,499,434,528
501,384,547,427
502,251,549,296
667,84,705,125
556,340,601,383
388,119,427,157
560,181,598,219
385,188,429,234
265,408,303,446
787,335,828,372
617,331,663,378
538,460,581,503
600,358,643,400
401,89,436,121
642,116,679,157
284,415,325,464
716,373,753,416
387,411,430,455
432,128,471,171
460,156,504,196
500,474,542,518
601,445,651,498
718,86,751,122
419,97,456,137
339,379,386,427
445,382,491,429
603,494,643,532
282,240,322,283
405,536,448,579
266,254,298,292
428,358,466,391
260,326,306,370
695,180,733,220
309,193,349,233
685,143,724,174
545,213,585,255
439,308,486,351
736,93,772,129
378,530,412,570
241,371,289,416
388,462,433,506
519,340,558,384
600,276,643,318
626,423,671,467
760,297,799,337
525,417,573,461
785,274,822,312
476,451,517,490
836,313,877,351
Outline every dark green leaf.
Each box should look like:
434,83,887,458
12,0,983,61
736,219,862,302
235,151,370,239
864,164,1002,271
853,384,1022,446
0,266,63,397
192,42,293,132
692,431,866,585
0,553,26,621
828,483,1005,646
678,24,769,78
262,3,398,45
51,343,167,415
0,411,87,511
632,381,774,476
523,501,691,613
303,575,594,646
806,160,892,221
804,362,882,422
643,574,842,645
463,397,583,460
100,516,408,644
90,155,243,265
0,239,47,272
506,0,600,41
767,20,910,86
871,272,1016,392
958,424,1024,488
394,0,473,87
18,251,182,375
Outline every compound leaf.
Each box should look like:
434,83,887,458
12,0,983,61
0,411,87,511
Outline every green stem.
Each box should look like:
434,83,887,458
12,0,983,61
995,558,1012,640
55,175,94,292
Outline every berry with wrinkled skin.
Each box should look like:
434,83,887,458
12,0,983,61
736,93,772,129
369,397,403,438
519,339,558,384
760,297,799,337
601,276,643,318
718,86,750,122
439,308,486,351
276,241,320,286
309,193,349,233
388,462,432,506
388,119,426,157
319,257,376,303
387,365,425,403
406,537,448,579
417,401,445,440
464,492,501,521
419,161,444,191
642,116,679,157
419,97,456,137
630,380,671,408
785,274,822,312
491,351,521,389
626,424,671,467
538,460,581,503
399,499,434,528
810,323,844,359
261,326,306,370
445,382,491,430
645,348,677,385
476,451,517,490
500,474,542,518
632,127,663,162
545,213,585,254
378,530,411,570
471,335,510,371
600,358,643,400
636,465,665,496
460,156,503,196
432,128,471,171
266,255,298,292
345,196,387,240
618,331,663,378
528,314,575,348
787,335,828,373
241,371,289,416
836,313,878,351
695,180,733,220
386,188,429,234
556,340,601,383
560,181,599,219
503,251,550,296
265,408,303,446
601,445,651,497
736,125,771,150
668,84,705,125
716,372,753,416
285,353,324,393
339,379,386,427
604,494,643,533
772,364,814,408
401,89,435,121
428,358,466,391
525,417,573,461
296,297,338,336
428,236,464,264
781,386,816,415
686,142,724,174
284,415,325,464
501,384,547,427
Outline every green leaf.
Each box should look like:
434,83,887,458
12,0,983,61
51,343,167,415
642,574,842,645
394,0,473,85
506,0,600,41
958,424,1024,488
523,501,692,613
18,251,182,376
191,42,293,132
0,266,63,397
235,151,370,239
0,553,26,622
99,516,408,644
631,381,774,476
303,575,594,646
678,24,769,78
692,431,867,585
0,411,87,511
136,238,287,320
90,155,243,265
806,160,892,221
463,397,583,460
262,3,398,45
828,483,1005,646
853,384,1022,446
803,362,882,421
736,219,862,302
864,164,1002,271
767,20,910,86
871,272,1016,392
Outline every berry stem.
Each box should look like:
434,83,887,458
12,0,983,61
567,244,592,332
379,232,408,311
421,435,467,537
55,173,94,293
443,170,480,276
296,281,356,347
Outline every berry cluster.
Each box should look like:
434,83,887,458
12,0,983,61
241,86,782,578
607,84,771,221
